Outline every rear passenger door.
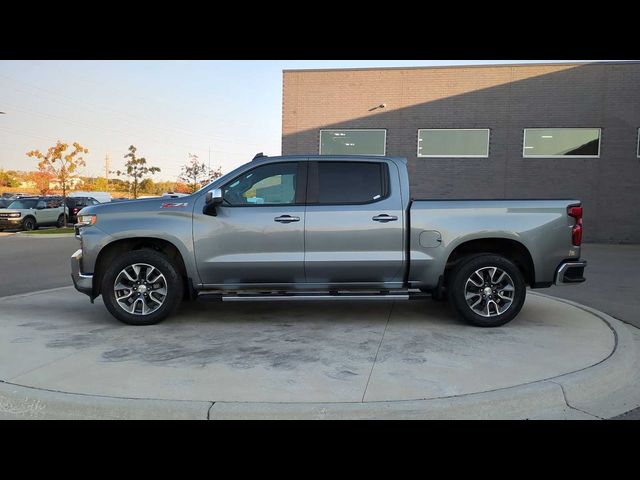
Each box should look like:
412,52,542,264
304,160,405,286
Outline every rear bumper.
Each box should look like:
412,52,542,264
555,260,587,285
71,248,93,297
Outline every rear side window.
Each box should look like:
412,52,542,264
310,162,388,204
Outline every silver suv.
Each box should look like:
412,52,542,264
0,197,67,231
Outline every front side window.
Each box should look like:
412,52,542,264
319,129,386,156
523,128,601,157
8,199,37,209
417,129,490,157
312,161,387,204
223,162,298,206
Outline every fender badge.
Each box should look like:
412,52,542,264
161,202,188,209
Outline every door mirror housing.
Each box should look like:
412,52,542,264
203,188,223,216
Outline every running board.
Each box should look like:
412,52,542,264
222,293,409,302
197,291,412,302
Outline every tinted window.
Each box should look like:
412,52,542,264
315,162,386,204
8,199,37,209
418,129,490,157
223,162,298,206
319,130,386,155
523,128,600,157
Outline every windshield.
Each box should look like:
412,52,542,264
7,199,37,209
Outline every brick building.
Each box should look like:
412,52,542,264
281,62,640,243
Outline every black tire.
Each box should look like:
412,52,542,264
56,214,65,228
447,254,526,327
22,216,36,231
101,249,183,326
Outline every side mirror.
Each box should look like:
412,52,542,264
206,188,223,206
203,188,223,216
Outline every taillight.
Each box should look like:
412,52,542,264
72,208,79,214
568,205,583,246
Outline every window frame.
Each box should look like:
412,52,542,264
416,128,491,158
220,161,307,207
319,129,387,156
306,160,391,206
522,128,602,158
637,128,640,158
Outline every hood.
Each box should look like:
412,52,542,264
78,195,196,216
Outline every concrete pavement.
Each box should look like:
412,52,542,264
1,237,639,419
0,288,637,419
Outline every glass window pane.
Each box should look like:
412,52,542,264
316,162,384,204
417,129,489,157
320,130,386,155
523,128,600,157
223,163,297,206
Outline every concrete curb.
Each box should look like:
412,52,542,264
0,292,636,419
0,381,211,419
14,232,75,238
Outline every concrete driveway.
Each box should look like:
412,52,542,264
1,236,639,419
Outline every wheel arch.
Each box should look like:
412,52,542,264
93,237,191,299
444,237,535,287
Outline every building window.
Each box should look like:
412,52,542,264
319,129,386,156
417,129,490,158
523,128,601,158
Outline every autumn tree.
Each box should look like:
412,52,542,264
179,153,222,193
114,145,160,199
30,165,54,195
26,141,88,224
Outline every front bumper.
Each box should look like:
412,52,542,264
71,248,93,298
555,260,587,285
0,218,23,228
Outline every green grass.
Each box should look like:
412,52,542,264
23,227,75,235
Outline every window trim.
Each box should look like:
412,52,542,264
306,160,391,206
637,128,640,158
416,128,490,158
319,129,387,156
522,128,602,158
220,161,307,207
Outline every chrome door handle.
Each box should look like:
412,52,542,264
372,214,398,222
274,215,300,223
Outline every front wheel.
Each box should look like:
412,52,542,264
447,254,526,327
22,217,36,231
101,249,183,325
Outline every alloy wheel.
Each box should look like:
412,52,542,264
464,266,515,317
113,263,168,316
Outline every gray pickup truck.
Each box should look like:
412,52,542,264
71,154,586,327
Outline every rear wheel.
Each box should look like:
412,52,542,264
101,249,183,325
447,254,526,327
56,214,65,228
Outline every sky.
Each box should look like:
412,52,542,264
0,60,586,182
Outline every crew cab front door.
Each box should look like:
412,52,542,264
193,161,307,288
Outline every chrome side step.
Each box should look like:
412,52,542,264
221,293,410,302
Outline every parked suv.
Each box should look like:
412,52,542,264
65,196,100,224
0,196,67,231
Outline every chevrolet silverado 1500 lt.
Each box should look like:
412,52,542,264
71,154,586,327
